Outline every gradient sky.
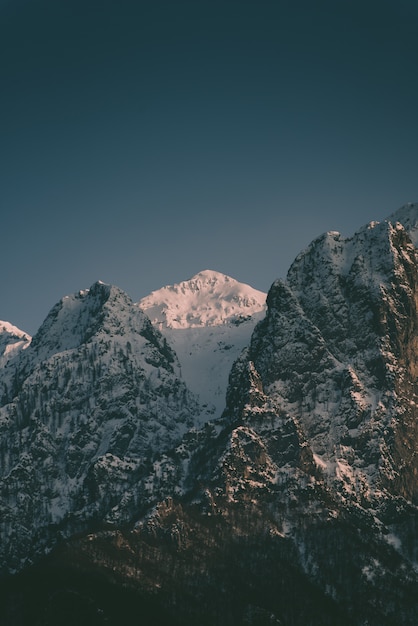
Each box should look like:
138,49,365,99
2,0,418,335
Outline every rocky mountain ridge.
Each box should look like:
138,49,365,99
1,204,418,624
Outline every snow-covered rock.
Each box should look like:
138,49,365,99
0,322,30,356
0,321,31,398
387,201,418,245
139,269,266,330
224,217,418,504
138,270,266,417
0,281,201,573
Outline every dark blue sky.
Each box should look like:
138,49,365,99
2,0,418,334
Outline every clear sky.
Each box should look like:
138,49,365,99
1,0,418,335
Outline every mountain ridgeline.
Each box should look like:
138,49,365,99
1,205,418,625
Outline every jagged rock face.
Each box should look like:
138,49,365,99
0,281,201,573
226,219,418,505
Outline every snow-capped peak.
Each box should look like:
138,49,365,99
0,321,31,361
138,271,267,420
0,321,30,341
138,270,267,329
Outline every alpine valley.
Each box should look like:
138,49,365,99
1,205,418,625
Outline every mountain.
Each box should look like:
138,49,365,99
1,206,418,625
0,321,30,357
139,269,266,329
0,281,202,574
0,321,31,390
0,272,266,577
138,270,267,417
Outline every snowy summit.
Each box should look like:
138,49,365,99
138,269,267,329
138,270,267,418
0,321,31,370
